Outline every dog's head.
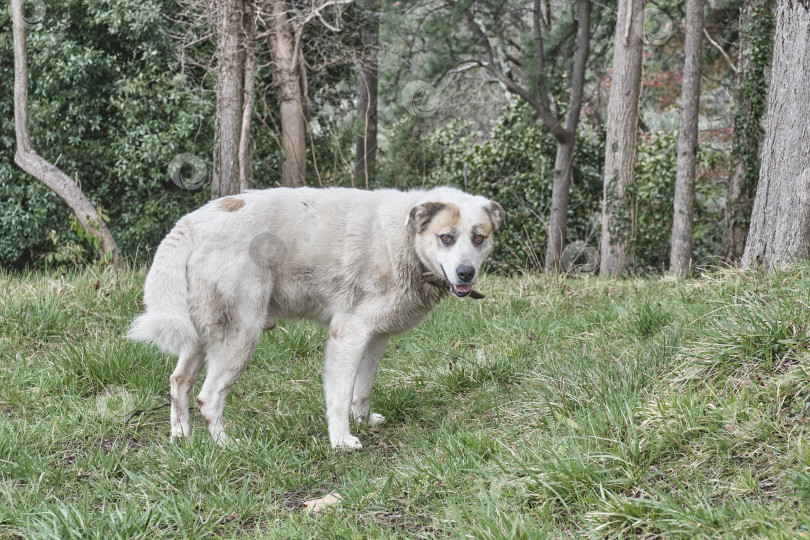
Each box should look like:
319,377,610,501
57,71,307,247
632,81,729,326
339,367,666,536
406,188,504,298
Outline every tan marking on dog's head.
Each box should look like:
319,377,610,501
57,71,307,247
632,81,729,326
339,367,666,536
219,197,245,212
407,202,459,233
419,203,461,236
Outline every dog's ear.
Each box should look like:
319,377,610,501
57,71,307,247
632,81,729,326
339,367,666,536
485,201,505,230
405,202,446,232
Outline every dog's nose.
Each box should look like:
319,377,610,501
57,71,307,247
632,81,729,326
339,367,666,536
456,265,475,282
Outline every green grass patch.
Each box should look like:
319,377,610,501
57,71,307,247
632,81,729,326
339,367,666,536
2,265,810,537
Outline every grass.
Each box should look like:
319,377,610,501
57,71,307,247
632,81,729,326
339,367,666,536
2,263,810,538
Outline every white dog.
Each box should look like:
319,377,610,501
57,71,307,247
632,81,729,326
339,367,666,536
128,186,503,449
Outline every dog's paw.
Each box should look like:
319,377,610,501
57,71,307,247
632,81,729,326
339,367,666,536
331,434,363,451
170,431,190,442
354,412,386,427
211,431,242,449
368,413,386,427
214,434,231,448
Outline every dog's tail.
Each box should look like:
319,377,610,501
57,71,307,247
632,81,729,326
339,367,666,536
127,219,200,355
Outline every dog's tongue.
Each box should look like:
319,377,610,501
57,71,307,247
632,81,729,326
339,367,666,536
454,284,471,294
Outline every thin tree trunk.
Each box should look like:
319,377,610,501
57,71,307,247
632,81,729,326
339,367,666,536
353,63,378,189
599,0,646,278
722,0,774,263
669,0,705,276
544,0,590,272
546,140,575,270
741,0,810,271
353,3,379,190
213,0,246,199
11,0,121,267
266,0,307,187
239,2,255,192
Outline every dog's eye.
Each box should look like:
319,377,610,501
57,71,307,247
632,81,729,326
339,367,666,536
472,234,485,246
439,234,454,246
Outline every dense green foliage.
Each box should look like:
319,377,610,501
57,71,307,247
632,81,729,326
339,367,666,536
0,0,217,266
3,265,810,536
635,131,724,271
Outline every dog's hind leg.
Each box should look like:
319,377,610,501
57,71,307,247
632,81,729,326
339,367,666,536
170,348,205,441
351,335,389,427
195,332,260,446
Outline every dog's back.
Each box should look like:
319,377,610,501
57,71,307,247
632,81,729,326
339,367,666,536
128,187,418,352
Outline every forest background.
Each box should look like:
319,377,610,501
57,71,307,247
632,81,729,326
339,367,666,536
0,0,775,275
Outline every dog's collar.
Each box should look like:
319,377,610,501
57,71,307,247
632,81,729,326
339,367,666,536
421,263,449,289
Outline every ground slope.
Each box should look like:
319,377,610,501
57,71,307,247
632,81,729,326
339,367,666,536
1,264,810,538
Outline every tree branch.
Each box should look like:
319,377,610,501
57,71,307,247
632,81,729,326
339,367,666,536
463,8,571,143
11,0,121,267
532,0,552,113
703,27,738,73
565,0,591,133
239,0,256,192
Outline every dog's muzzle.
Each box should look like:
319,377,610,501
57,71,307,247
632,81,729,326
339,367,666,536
439,265,484,299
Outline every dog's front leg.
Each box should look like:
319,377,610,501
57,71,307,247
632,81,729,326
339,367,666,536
323,315,370,450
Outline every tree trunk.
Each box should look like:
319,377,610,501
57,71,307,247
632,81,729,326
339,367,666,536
212,0,247,199
266,0,307,187
544,0,590,272
722,0,774,263
239,1,256,192
546,139,575,271
669,0,705,276
741,0,810,271
599,0,646,278
11,0,121,267
353,3,379,190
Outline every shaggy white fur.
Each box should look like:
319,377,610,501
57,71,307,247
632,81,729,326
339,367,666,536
128,186,503,449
